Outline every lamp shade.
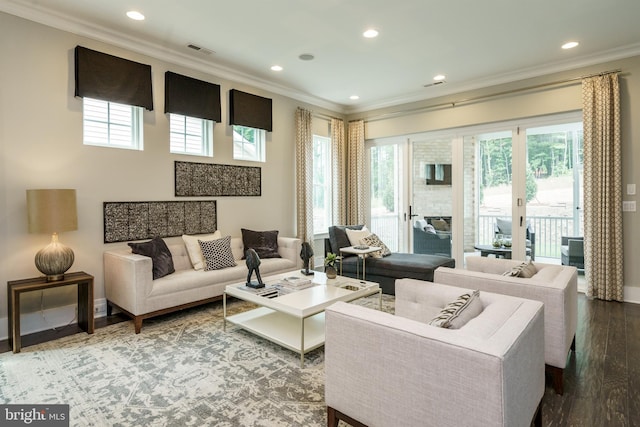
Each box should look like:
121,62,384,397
27,189,78,234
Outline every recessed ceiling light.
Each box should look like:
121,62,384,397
126,11,145,21
433,74,446,81
562,41,579,49
350,95,360,100
299,53,315,61
363,29,379,38
270,65,283,71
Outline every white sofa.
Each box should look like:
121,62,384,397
104,236,302,333
434,256,577,395
325,279,545,427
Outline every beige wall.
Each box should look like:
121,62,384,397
350,55,640,296
0,12,342,317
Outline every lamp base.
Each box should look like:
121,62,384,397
35,233,74,282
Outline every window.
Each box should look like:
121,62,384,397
313,135,332,235
169,113,213,156
233,125,265,162
83,97,143,150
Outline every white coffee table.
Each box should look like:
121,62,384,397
223,271,381,367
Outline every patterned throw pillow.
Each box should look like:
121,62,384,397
182,231,222,270
503,260,537,278
199,236,237,270
428,290,482,329
361,233,392,258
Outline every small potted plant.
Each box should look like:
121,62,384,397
324,252,339,279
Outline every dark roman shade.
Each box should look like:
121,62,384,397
165,72,221,122
75,46,153,110
229,89,272,132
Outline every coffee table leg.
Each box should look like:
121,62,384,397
300,317,305,368
223,292,227,332
378,289,382,310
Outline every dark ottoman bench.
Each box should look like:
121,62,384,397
325,226,456,295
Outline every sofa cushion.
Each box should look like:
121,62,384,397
361,233,392,258
128,237,175,280
429,290,482,329
182,231,222,270
341,253,455,280
346,226,371,246
241,229,281,259
199,236,238,270
328,225,364,257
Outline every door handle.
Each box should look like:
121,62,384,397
409,205,418,218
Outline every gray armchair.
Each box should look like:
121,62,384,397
495,218,536,260
413,219,451,257
561,236,584,269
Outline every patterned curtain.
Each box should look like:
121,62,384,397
295,108,314,250
582,73,623,301
331,118,346,225
347,120,366,225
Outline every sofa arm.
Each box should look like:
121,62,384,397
104,250,153,315
277,237,302,269
325,299,544,427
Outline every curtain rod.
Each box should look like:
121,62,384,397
313,112,344,122
355,69,622,124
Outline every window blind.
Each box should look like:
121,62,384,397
74,46,153,110
229,89,273,132
165,72,221,122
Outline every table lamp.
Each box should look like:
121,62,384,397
27,189,78,282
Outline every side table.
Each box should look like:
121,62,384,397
339,246,382,280
7,271,94,353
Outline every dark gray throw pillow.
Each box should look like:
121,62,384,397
128,236,175,280
241,228,281,259
328,225,364,257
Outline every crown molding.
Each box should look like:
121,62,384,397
0,0,346,113
345,42,640,114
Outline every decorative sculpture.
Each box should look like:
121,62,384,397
300,241,315,276
245,248,265,288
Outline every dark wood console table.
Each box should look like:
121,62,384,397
7,271,94,353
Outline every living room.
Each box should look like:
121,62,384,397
1,1,640,425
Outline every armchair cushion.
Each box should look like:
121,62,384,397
503,260,537,278
345,226,371,246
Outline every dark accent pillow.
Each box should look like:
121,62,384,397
328,225,364,257
128,237,175,280
241,229,281,259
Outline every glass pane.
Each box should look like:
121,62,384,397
526,122,583,261
370,144,401,252
477,131,513,246
411,138,453,257
313,136,331,234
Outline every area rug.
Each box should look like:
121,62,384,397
0,294,394,426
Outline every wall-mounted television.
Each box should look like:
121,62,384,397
425,164,452,185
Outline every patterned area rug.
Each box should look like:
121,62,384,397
0,294,394,426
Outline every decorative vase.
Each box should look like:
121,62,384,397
325,265,337,279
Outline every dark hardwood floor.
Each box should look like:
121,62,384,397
2,294,639,426
542,294,640,426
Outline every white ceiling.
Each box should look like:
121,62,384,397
3,0,640,113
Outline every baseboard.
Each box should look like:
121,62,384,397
624,286,640,304
0,298,107,341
